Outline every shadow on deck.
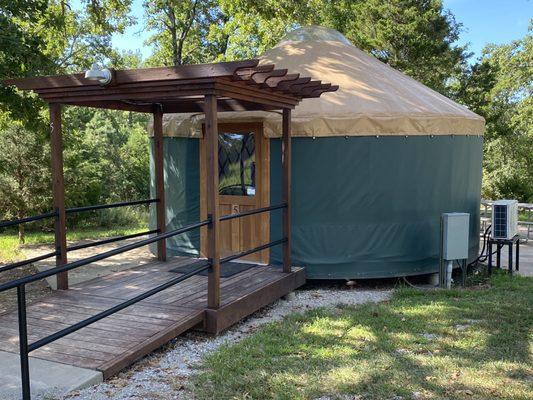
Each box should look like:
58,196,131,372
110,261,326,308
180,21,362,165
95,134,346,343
0,257,305,380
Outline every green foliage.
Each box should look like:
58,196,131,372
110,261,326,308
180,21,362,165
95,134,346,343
62,108,150,220
454,25,533,201
0,0,531,234
0,0,146,233
223,0,467,93
1,1,134,123
0,120,51,242
0,0,54,127
144,0,467,94
144,0,227,66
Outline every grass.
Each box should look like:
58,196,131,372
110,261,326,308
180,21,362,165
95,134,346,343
0,226,147,263
192,274,533,400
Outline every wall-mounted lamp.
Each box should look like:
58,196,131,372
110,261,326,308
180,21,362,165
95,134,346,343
84,63,113,85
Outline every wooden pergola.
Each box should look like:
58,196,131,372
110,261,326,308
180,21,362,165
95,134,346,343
5,59,338,309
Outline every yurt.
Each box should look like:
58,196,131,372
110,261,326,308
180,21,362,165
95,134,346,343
149,26,485,279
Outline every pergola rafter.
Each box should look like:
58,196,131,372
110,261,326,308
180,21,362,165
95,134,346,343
5,59,338,113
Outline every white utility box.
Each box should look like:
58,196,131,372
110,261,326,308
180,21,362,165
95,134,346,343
442,213,470,260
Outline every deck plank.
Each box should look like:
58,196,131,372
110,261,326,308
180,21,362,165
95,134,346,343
0,257,304,378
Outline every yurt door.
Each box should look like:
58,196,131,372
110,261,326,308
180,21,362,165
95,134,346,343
200,122,270,264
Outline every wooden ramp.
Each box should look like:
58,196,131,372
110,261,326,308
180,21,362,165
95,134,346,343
0,258,305,379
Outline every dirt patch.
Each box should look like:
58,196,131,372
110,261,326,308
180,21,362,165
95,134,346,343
0,264,51,315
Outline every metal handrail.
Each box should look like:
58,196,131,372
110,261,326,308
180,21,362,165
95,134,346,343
0,199,158,228
0,199,159,275
0,251,59,274
67,229,159,252
65,198,158,214
220,202,287,222
221,238,287,264
0,230,159,274
0,218,211,293
0,211,58,229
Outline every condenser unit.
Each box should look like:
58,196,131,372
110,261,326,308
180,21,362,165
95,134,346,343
491,200,518,240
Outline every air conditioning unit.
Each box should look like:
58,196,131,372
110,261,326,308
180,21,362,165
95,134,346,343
491,200,518,240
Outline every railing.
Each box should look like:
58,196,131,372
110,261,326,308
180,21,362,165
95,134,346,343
65,198,158,214
0,211,59,274
0,199,158,273
0,211,58,229
0,201,287,399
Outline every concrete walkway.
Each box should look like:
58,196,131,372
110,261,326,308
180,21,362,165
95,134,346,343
480,226,533,277
497,238,533,277
0,351,102,400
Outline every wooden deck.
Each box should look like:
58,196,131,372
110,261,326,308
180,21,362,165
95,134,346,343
0,258,305,379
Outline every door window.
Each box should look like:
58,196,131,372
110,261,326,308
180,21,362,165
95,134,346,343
218,132,255,196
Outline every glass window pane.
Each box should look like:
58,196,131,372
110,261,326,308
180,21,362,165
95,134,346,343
218,132,255,196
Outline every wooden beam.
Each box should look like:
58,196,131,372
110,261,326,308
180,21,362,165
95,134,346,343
63,101,153,113
205,94,221,309
261,73,300,89
37,82,215,101
203,267,306,334
282,108,292,273
49,103,68,289
162,98,283,114
153,106,166,261
38,80,299,110
233,64,275,81
5,60,260,90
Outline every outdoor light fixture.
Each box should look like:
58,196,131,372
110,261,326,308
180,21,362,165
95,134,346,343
84,63,113,85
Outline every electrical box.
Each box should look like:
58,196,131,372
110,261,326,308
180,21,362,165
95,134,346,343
491,200,518,239
442,213,470,260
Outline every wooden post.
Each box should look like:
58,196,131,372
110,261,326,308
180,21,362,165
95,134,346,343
153,106,167,261
282,108,292,273
205,95,221,309
49,103,68,290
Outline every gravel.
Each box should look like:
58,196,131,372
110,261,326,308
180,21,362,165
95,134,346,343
57,287,391,400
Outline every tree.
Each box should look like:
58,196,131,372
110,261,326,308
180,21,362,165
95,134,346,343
0,0,55,127
62,108,150,211
1,1,133,124
222,0,468,94
454,25,532,201
0,121,51,243
144,0,217,66
0,0,138,229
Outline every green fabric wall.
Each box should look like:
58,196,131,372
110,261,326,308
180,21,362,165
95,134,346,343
150,137,200,257
269,136,483,278
151,135,483,279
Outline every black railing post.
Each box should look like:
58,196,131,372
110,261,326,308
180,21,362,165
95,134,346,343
17,285,31,399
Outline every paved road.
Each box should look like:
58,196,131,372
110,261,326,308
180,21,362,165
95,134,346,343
500,239,533,276
481,231,533,277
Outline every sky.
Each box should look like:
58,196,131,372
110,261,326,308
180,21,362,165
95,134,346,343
84,0,533,62
442,0,532,58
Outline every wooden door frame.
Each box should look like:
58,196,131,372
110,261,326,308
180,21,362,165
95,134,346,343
199,122,270,264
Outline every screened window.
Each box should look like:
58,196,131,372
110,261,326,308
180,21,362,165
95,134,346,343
218,132,256,196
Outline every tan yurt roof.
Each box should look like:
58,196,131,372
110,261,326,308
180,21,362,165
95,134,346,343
159,25,484,137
